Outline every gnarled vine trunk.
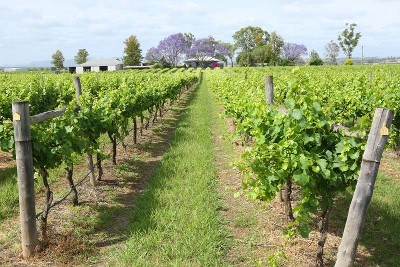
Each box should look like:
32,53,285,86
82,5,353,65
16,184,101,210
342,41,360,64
152,105,159,123
145,108,152,129
39,167,53,241
108,132,117,165
316,205,331,267
140,115,144,135
65,165,78,206
284,179,294,222
133,116,138,144
96,152,103,181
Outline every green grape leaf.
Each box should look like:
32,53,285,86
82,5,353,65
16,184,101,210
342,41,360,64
293,172,309,186
285,99,296,110
291,109,303,120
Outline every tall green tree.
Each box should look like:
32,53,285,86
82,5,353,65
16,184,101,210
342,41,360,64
308,50,324,65
233,26,269,52
123,35,142,66
338,23,361,59
233,26,269,66
236,51,255,67
74,48,89,64
251,46,269,66
267,31,284,66
51,50,64,69
324,40,340,65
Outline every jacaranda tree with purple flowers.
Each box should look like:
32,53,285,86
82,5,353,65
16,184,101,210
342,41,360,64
186,37,229,67
282,43,308,65
146,34,230,68
145,47,161,63
214,43,229,64
186,38,215,66
148,33,190,67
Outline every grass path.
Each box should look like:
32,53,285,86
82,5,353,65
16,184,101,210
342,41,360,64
107,76,228,267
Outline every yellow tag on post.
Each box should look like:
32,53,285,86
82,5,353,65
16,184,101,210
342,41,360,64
13,112,21,121
380,125,389,136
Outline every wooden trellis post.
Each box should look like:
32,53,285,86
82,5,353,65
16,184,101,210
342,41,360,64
265,75,274,105
335,108,394,267
12,77,91,258
12,101,38,258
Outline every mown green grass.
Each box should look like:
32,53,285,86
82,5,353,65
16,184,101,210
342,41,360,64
0,166,18,220
0,164,66,221
362,174,400,265
332,173,400,266
107,77,227,267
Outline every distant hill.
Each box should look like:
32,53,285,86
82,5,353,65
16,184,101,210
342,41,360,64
0,59,78,69
328,57,400,65
26,59,77,68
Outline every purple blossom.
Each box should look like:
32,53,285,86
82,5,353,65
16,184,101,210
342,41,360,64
282,43,308,62
214,43,229,57
186,38,229,65
187,38,215,61
153,33,190,67
145,46,161,63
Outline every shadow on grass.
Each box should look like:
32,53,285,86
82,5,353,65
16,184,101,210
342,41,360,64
135,115,182,158
0,166,17,186
87,85,200,248
327,174,400,266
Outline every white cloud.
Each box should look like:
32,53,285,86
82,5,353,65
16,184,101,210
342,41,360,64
0,0,400,65
21,15,63,27
166,1,203,13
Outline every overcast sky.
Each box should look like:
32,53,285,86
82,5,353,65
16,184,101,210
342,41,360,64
1,0,399,66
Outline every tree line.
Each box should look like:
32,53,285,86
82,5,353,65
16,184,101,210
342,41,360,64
50,23,361,69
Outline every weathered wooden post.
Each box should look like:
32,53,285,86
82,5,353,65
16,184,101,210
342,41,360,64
73,77,96,186
73,76,82,101
265,76,274,105
12,101,38,258
335,108,394,267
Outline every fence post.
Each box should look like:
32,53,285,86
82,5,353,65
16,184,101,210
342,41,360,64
12,101,38,258
73,76,82,100
73,77,96,186
335,108,394,267
265,76,274,105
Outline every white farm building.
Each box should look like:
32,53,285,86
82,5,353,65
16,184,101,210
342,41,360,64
69,58,123,74
183,56,224,68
